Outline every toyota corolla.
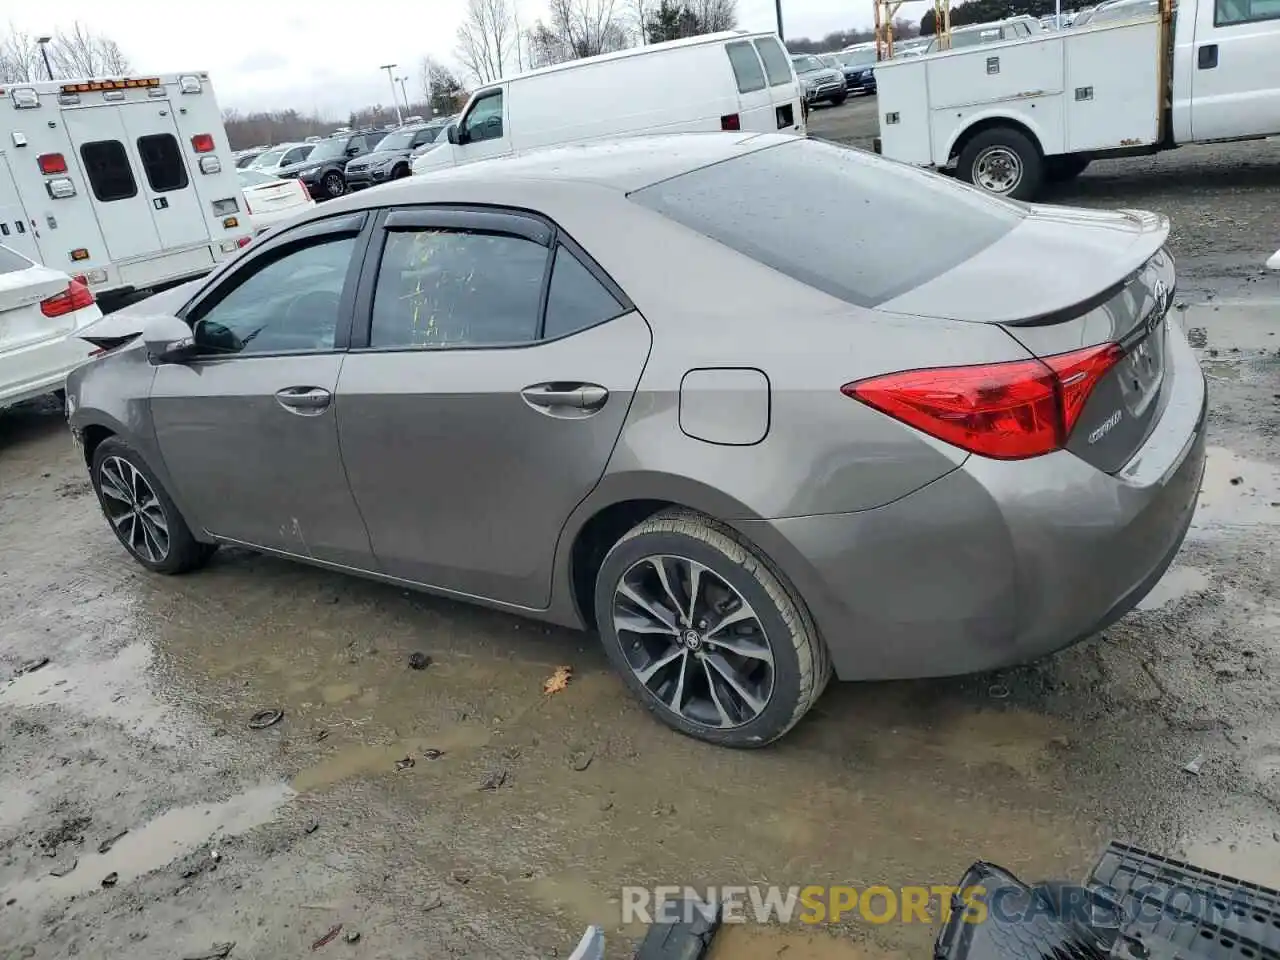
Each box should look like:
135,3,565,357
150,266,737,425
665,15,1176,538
66,133,1206,748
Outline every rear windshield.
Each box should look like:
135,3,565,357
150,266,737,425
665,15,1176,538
0,245,31,275
629,139,1023,308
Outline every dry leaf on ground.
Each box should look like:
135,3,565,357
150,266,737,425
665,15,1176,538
543,665,573,695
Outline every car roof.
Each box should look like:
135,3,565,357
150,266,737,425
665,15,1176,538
332,133,795,201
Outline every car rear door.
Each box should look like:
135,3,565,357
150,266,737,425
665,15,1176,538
336,206,651,609
149,212,375,566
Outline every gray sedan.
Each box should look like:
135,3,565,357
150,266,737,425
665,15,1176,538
67,133,1206,748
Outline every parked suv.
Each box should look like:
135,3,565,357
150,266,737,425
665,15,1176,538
790,54,847,106
345,122,451,191
274,133,376,200
823,47,878,96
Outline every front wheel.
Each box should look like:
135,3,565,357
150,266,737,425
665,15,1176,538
323,172,345,199
90,438,216,575
829,92,848,106
594,509,831,748
957,127,1043,201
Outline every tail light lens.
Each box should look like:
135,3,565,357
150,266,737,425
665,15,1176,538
296,179,308,200
191,133,215,153
40,280,96,318
720,113,741,131
843,343,1124,460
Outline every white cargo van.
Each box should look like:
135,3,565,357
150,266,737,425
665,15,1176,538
873,0,1280,199
0,72,251,301
412,31,804,175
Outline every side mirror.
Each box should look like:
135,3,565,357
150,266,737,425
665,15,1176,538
142,315,196,364
447,124,461,145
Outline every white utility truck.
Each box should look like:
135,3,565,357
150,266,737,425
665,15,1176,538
873,0,1280,199
0,72,252,301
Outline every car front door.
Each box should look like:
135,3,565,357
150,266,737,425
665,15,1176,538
452,87,512,165
1191,0,1280,140
149,212,376,567
336,207,652,608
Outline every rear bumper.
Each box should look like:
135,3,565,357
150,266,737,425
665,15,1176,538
0,308,102,409
249,200,316,234
738,322,1208,682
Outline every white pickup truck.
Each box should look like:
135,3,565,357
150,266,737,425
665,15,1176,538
872,0,1280,198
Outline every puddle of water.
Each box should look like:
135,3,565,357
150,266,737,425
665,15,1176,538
708,925,906,960
1181,301,1280,352
0,641,180,744
1192,448,1280,532
1136,566,1211,611
2,782,293,903
292,724,492,792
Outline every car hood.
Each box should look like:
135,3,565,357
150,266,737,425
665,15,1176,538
879,204,1170,323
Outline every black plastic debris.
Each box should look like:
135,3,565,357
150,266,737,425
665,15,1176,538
934,842,1280,960
422,749,445,761
13,658,49,678
408,652,431,671
101,872,118,888
635,896,722,960
247,709,284,730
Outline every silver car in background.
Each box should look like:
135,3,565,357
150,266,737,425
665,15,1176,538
67,134,1206,748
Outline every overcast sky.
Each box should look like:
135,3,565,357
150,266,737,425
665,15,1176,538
9,1,873,117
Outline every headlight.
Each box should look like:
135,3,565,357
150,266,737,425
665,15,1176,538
292,166,322,178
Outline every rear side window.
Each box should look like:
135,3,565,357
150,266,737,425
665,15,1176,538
137,134,189,192
80,140,137,203
370,229,548,348
0,245,30,274
630,139,1023,308
543,244,626,339
726,42,767,94
754,37,795,86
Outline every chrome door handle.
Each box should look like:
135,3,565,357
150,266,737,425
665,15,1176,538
274,386,332,415
521,383,609,411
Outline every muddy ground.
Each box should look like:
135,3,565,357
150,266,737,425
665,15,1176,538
2,102,1279,959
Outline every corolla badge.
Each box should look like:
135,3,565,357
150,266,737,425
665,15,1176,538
1088,409,1123,445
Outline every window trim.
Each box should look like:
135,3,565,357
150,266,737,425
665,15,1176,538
349,204,634,354
1214,0,1280,26
136,133,191,194
176,211,372,360
726,40,768,94
79,140,138,203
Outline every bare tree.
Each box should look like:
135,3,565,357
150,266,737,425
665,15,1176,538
419,56,467,116
46,22,131,79
0,25,46,82
623,0,653,43
683,0,737,32
533,0,631,64
455,0,516,85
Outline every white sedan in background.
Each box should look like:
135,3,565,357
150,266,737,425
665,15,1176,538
237,169,316,235
0,244,102,411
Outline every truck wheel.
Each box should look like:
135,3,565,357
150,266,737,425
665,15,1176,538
830,92,848,106
594,508,832,748
958,127,1043,201
1045,155,1091,182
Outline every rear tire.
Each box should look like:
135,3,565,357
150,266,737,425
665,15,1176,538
392,164,411,179
594,509,831,748
323,171,345,199
1045,155,1091,182
90,437,216,575
958,127,1043,201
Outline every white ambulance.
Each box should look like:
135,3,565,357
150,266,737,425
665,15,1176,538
0,72,252,302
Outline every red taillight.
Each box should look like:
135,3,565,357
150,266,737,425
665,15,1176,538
191,133,215,153
40,280,96,318
720,113,741,131
38,152,67,174
843,343,1124,460
296,178,308,200
236,236,252,247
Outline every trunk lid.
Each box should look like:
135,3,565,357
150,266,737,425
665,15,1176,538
0,264,77,350
879,205,1175,474
246,180,304,213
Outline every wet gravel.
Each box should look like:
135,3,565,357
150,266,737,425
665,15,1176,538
1,120,1279,958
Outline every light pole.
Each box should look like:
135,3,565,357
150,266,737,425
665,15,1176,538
378,63,403,127
36,36,54,80
396,76,410,117
775,0,784,40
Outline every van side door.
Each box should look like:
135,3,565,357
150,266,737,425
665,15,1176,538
1190,0,1280,140
453,87,512,164
724,41,775,133
754,36,805,133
